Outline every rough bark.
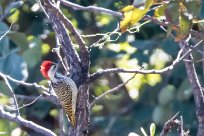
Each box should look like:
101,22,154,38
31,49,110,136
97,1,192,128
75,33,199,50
68,85,89,136
179,41,204,136
41,1,90,136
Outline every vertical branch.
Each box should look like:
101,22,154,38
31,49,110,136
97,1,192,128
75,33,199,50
41,1,90,136
179,41,204,136
41,0,82,85
203,43,204,78
68,85,89,136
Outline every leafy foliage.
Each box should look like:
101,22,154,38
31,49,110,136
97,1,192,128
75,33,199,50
0,0,203,136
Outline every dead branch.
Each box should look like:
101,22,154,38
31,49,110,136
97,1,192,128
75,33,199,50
41,0,82,85
160,112,180,136
179,41,204,136
0,73,20,115
0,72,49,91
59,0,123,17
0,106,56,136
49,0,90,81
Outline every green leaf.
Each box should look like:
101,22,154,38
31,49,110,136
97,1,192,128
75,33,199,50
141,127,148,136
23,37,42,68
0,81,10,96
150,123,156,136
120,0,153,32
7,32,29,52
4,1,23,17
165,1,179,24
0,52,28,81
0,116,17,135
176,11,192,41
158,85,175,106
0,22,10,56
154,4,167,17
177,79,192,101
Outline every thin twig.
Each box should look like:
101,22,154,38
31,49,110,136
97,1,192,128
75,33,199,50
0,73,20,116
42,0,89,73
90,73,137,108
53,36,69,75
59,0,123,17
41,0,82,85
179,41,204,135
160,112,180,136
88,40,203,83
0,72,49,91
16,92,60,106
0,23,13,41
58,0,204,43
180,116,184,136
0,106,56,136
5,94,43,111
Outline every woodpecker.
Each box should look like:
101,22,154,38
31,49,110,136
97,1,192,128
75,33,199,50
40,61,78,127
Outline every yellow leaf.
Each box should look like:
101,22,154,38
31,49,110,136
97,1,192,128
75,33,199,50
121,5,135,12
154,4,167,17
131,8,147,25
120,9,133,32
175,12,192,41
145,0,153,9
120,0,153,32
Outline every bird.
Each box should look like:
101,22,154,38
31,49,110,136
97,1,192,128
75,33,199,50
40,61,78,127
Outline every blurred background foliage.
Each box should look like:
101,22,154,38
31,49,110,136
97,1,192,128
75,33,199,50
0,0,203,136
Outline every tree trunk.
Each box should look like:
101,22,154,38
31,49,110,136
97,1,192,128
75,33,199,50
69,85,89,136
179,41,204,136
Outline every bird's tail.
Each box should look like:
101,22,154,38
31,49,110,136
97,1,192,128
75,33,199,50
66,113,76,127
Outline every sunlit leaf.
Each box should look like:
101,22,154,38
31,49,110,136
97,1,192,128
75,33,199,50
150,123,156,136
128,132,140,136
120,0,153,32
49,109,59,118
150,49,172,69
92,105,104,113
146,74,161,86
41,43,51,55
141,127,148,136
154,4,167,17
7,9,20,23
121,5,135,12
175,12,192,41
0,82,10,96
0,95,9,105
4,1,23,18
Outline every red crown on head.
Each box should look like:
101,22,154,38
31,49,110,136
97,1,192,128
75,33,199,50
40,61,55,80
